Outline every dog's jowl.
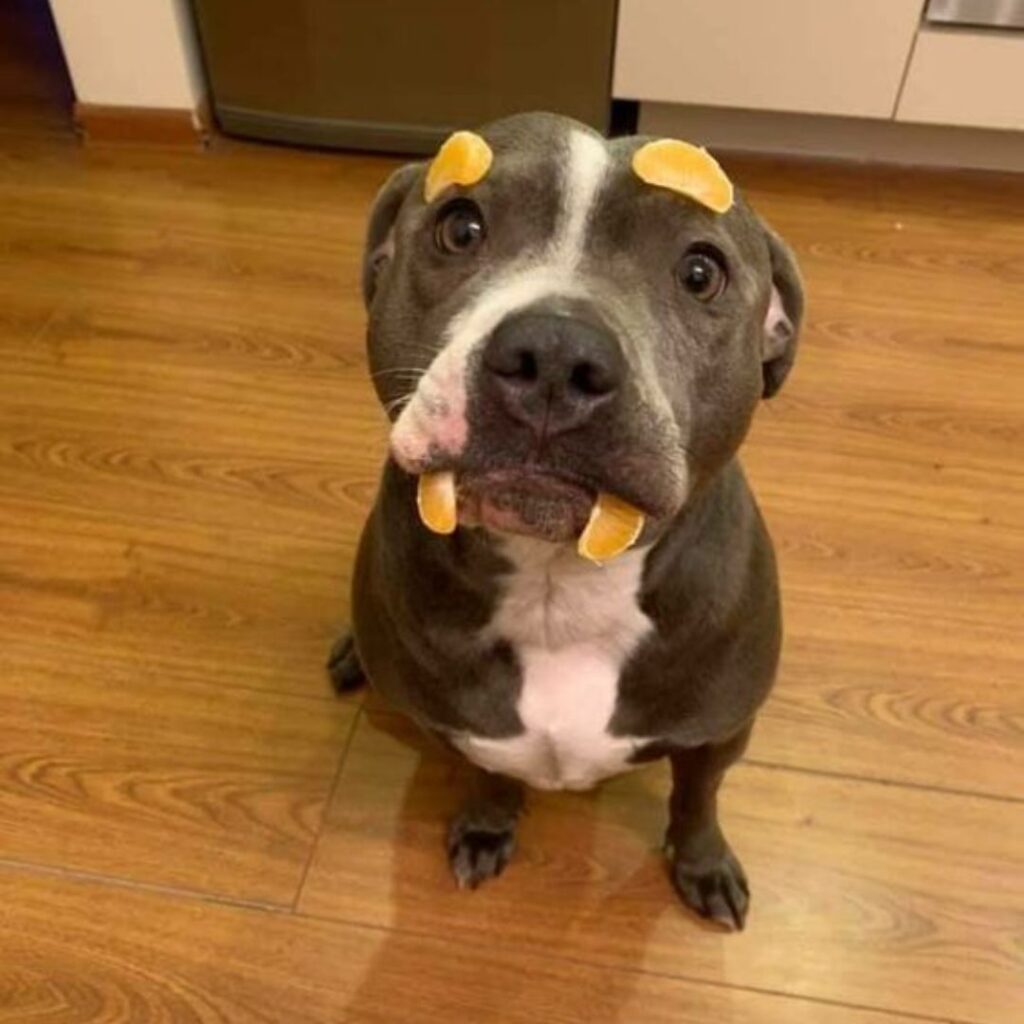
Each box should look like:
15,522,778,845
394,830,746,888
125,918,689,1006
329,112,804,931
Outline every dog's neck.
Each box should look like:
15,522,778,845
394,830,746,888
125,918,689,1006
489,533,652,654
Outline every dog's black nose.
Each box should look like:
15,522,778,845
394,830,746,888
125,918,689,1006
482,312,624,437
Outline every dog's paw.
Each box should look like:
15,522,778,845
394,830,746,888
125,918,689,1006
326,633,367,694
669,845,750,931
447,818,517,890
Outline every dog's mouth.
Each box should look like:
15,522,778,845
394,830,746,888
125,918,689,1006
414,466,649,560
456,468,594,543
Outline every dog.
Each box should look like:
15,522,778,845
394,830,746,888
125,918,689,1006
329,112,803,931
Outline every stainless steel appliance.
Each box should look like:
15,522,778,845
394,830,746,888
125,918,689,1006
926,0,1024,29
191,0,618,154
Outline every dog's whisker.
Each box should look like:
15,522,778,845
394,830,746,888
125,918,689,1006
371,367,429,380
383,392,415,417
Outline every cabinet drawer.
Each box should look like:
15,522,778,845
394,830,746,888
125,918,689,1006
613,0,924,119
897,27,1024,131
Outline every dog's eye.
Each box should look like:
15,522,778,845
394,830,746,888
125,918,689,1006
677,246,728,301
434,200,486,255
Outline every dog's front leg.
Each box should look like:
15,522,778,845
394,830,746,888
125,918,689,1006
448,766,524,890
666,724,753,931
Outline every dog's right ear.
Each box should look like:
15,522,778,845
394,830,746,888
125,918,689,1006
362,162,422,309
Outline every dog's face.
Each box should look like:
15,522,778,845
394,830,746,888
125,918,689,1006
363,113,803,543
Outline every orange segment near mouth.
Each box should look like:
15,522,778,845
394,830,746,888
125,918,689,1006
577,492,646,563
416,471,458,534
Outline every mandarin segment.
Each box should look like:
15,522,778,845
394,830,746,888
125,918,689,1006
416,471,458,535
632,138,734,214
577,492,645,563
423,131,494,203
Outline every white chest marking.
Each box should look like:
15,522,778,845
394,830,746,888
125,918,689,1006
454,539,655,791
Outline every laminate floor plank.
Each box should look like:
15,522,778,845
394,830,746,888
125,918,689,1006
0,869,963,1024
299,712,1023,1024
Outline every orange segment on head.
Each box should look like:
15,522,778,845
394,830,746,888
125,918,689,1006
577,493,645,564
632,139,734,214
424,131,494,203
416,471,457,535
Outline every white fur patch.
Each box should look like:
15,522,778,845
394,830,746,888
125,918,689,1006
452,537,655,791
556,130,610,269
390,130,611,469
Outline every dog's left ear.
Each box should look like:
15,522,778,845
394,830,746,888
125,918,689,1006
760,227,804,398
362,162,422,309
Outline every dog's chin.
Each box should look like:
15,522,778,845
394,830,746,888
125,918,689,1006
456,470,594,543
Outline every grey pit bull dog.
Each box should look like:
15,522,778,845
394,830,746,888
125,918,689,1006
328,112,803,931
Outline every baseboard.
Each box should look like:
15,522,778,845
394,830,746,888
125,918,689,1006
74,102,209,147
638,102,1024,174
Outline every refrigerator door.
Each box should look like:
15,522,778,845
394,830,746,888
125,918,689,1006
192,0,618,153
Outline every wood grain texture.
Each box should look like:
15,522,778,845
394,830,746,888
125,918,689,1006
1,18,1023,1020
0,870,938,1024
0,648,358,902
300,712,1024,1024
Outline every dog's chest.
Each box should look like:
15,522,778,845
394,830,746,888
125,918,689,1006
454,541,654,791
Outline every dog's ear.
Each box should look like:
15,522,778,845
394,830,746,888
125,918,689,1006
760,226,804,398
362,162,422,308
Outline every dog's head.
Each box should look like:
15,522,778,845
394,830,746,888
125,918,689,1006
363,113,803,544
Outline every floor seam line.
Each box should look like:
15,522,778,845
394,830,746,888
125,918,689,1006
0,856,291,914
743,757,1024,804
289,700,364,913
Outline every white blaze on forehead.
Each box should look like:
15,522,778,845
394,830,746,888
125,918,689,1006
446,265,583,360
390,129,612,471
445,130,611,345
555,130,610,267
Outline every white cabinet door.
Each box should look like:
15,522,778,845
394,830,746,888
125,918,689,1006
897,27,1024,131
614,0,926,119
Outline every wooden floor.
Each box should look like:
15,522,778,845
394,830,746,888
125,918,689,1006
2,19,1023,1024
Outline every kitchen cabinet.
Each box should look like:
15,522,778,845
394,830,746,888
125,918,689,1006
614,0,926,119
897,27,1024,131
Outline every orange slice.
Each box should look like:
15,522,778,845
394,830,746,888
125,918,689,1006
577,493,645,563
424,131,494,203
632,139,734,214
416,471,457,535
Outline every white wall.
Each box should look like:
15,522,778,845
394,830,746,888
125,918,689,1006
50,0,204,110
